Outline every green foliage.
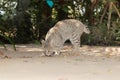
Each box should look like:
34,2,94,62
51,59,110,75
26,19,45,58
0,41,7,50
111,20,120,41
0,33,16,50
88,24,112,45
13,12,33,43
85,20,120,45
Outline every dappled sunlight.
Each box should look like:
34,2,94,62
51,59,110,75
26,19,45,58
0,45,6,49
15,45,27,48
15,44,43,52
0,44,42,52
25,48,43,52
1,44,120,59
105,47,120,56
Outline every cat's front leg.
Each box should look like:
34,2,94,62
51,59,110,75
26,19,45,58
54,50,61,56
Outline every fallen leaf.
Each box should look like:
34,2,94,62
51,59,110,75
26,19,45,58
0,51,4,55
4,55,9,58
3,55,11,59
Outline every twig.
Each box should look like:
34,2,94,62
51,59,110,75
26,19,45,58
100,2,109,24
107,2,112,30
112,2,120,18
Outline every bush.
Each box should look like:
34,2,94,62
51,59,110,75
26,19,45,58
82,20,120,46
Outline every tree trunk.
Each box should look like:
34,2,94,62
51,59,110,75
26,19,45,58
85,0,97,26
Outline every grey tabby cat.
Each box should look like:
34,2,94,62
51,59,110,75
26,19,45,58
42,19,90,56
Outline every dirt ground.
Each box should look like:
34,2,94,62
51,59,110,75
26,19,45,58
0,44,120,80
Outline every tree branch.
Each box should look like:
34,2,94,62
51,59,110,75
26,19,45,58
107,2,112,30
99,2,109,24
112,2,120,18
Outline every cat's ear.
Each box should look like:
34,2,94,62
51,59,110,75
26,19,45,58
41,39,45,45
41,39,45,48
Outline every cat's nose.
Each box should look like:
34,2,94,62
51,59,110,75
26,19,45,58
45,52,55,57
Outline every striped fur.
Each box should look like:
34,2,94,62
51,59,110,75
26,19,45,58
42,19,90,56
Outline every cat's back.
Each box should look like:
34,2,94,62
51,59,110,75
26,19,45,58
45,19,86,40
45,26,58,40
54,19,84,29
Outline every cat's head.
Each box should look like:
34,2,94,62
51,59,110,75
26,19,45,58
41,39,55,56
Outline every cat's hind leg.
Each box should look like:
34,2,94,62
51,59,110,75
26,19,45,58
70,36,80,55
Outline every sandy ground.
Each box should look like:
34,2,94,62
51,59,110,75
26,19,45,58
0,44,120,80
